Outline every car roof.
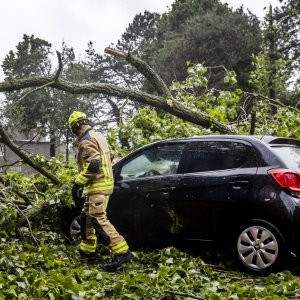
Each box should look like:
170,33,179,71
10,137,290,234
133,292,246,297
159,135,300,146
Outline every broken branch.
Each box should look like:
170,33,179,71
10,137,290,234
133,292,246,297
0,160,22,168
0,122,60,185
54,51,63,81
0,77,235,134
9,201,40,246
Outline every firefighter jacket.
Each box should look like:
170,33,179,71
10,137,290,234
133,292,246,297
74,128,114,195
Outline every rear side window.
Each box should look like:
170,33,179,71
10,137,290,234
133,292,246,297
183,141,255,173
271,146,300,172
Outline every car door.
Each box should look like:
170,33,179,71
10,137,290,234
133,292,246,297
107,142,186,243
175,139,257,240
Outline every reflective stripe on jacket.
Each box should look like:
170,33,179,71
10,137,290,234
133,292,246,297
74,128,114,195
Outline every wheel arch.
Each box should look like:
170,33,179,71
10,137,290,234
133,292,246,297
227,205,291,246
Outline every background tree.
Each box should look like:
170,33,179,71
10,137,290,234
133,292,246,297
274,0,300,106
2,34,53,145
248,2,299,133
144,0,262,91
275,0,300,71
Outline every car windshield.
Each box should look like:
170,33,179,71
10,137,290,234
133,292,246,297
272,146,300,172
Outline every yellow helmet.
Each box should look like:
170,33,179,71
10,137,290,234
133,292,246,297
68,111,89,128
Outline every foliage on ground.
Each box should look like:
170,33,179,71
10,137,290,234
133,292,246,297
1,233,300,300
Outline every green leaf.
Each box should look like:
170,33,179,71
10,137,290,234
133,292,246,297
166,258,174,264
16,281,26,289
224,76,230,83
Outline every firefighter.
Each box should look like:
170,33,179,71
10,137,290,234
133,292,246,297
68,111,133,271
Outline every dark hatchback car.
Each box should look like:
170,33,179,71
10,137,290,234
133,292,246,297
63,135,300,274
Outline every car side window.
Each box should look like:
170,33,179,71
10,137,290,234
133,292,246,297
184,141,252,173
120,143,185,179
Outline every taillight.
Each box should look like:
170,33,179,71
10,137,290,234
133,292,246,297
269,169,300,197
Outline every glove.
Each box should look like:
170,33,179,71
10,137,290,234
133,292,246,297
72,183,83,203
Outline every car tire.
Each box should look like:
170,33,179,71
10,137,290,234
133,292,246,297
235,219,287,274
62,209,82,244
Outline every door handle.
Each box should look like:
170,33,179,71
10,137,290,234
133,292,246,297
159,186,176,192
230,181,249,190
135,186,176,191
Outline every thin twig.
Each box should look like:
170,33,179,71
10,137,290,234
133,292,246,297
17,131,44,149
244,91,300,113
93,119,118,126
6,81,55,113
8,201,39,246
211,87,300,114
0,160,22,168
25,191,46,198
207,64,230,73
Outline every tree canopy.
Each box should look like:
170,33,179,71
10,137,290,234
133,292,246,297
144,0,262,91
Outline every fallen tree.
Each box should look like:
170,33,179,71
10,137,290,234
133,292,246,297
0,48,235,135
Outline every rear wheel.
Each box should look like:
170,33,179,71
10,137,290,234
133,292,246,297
235,219,286,274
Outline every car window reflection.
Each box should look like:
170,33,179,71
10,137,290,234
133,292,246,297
120,144,184,179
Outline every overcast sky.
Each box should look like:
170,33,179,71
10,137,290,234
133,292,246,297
0,0,280,80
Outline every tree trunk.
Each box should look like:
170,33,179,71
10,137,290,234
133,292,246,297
267,5,277,115
50,134,56,157
66,127,70,163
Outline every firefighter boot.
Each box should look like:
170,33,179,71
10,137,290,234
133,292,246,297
103,250,133,272
79,249,96,259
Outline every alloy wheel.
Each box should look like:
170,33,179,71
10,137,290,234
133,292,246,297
237,225,279,270
70,215,81,240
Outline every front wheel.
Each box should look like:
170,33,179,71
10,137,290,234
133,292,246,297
235,219,287,274
62,210,82,243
